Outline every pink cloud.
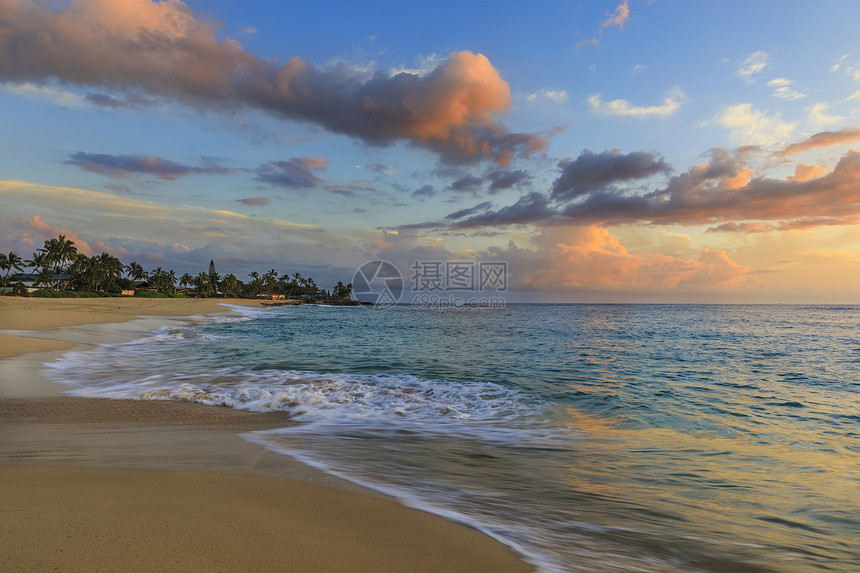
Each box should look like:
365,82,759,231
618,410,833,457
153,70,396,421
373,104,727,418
12,215,95,256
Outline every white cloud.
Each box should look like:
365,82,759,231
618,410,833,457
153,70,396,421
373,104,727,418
588,87,686,118
832,54,860,82
806,102,846,129
736,50,770,81
526,89,568,104
767,78,805,100
390,53,444,77
716,103,795,148
2,82,86,107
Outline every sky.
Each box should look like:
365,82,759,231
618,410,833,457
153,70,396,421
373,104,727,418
3,0,860,302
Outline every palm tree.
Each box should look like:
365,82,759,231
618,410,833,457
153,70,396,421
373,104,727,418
25,251,50,284
51,235,78,289
0,251,24,289
39,235,77,289
68,254,93,291
246,271,263,297
149,267,167,292
332,281,353,300
220,273,239,298
263,269,279,295
194,272,213,297
126,261,145,283
179,273,194,290
97,253,123,291
164,269,177,294
34,266,54,289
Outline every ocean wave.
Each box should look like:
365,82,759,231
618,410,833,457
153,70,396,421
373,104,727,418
46,356,563,444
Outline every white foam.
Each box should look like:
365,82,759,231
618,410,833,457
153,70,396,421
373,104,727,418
214,303,288,321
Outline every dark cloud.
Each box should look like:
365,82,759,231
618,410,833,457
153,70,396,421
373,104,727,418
487,168,529,194
412,184,436,199
255,157,327,188
104,183,132,194
452,192,556,228
85,92,156,109
445,201,492,220
365,163,391,175
419,127,548,166
236,197,270,206
66,152,234,180
449,174,483,193
413,143,860,231
551,149,669,202
0,1,547,164
561,148,860,226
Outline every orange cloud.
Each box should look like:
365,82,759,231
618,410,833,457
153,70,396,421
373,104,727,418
0,0,545,164
401,52,510,140
787,163,827,182
721,167,752,189
518,226,752,290
600,1,630,31
776,127,860,157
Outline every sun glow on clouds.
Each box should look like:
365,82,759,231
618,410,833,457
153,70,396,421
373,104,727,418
511,227,753,291
0,0,546,165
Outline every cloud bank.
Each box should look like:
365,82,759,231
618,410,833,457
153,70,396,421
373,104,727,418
0,0,546,165
66,152,235,180
416,137,860,232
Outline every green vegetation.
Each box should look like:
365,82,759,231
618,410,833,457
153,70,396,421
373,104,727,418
2,236,355,302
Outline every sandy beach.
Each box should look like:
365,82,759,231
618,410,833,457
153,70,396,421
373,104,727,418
0,297,531,572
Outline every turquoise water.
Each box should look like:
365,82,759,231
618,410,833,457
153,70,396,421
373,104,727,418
46,304,860,572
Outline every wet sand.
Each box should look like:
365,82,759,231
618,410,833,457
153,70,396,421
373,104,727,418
0,297,532,572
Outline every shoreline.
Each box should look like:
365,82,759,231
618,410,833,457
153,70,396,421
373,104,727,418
0,297,532,572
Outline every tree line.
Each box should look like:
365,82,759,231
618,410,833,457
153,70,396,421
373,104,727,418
0,235,354,301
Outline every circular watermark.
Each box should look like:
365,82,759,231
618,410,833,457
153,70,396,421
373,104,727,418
352,260,403,308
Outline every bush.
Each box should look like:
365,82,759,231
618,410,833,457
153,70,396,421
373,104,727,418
134,290,170,298
74,291,102,298
30,289,64,298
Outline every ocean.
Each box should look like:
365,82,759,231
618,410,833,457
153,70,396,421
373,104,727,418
44,304,859,572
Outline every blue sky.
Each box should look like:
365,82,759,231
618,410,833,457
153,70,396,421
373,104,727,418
3,0,860,301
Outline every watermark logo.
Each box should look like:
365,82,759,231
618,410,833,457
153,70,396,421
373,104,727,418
352,260,403,308
353,259,507,309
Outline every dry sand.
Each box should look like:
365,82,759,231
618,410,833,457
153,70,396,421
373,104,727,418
0,297,532,572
